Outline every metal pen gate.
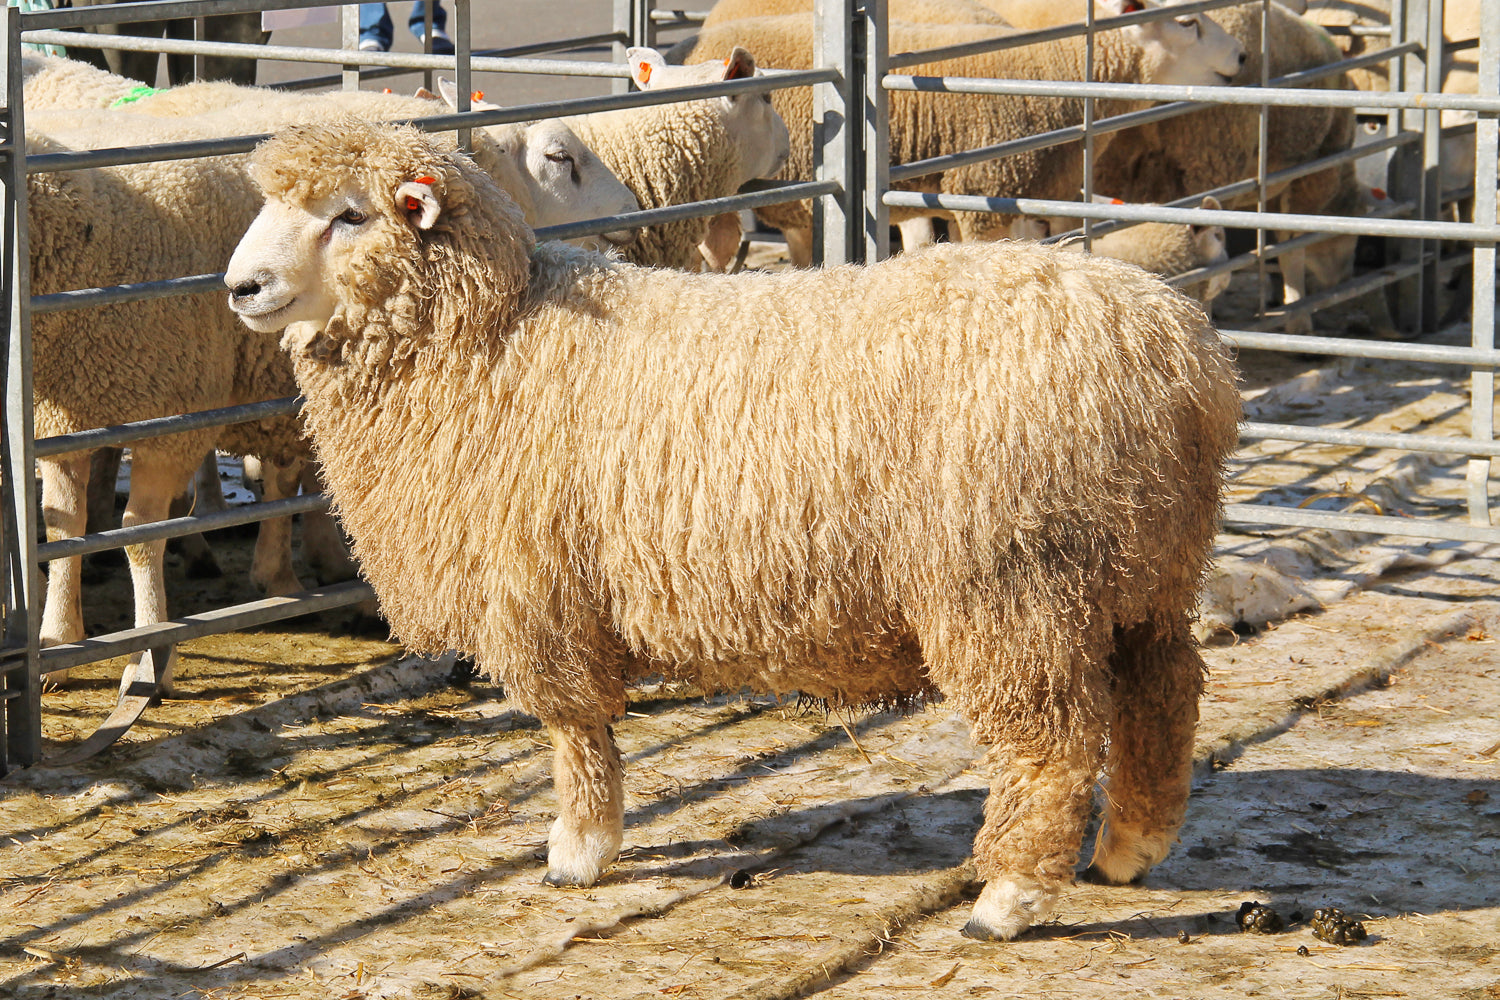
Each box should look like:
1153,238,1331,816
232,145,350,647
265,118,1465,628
2,0,1495,772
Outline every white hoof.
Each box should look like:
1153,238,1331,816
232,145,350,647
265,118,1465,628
543,814,621,888
962,876,1056,941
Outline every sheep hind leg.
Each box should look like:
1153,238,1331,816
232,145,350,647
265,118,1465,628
963,734,1102,941
543,718,624,887
1085,619,1203,885
952,611,1110,941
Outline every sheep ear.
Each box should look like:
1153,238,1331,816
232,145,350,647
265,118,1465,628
723,46,757,80
396,179,443,230
436,76,499,111
1191,195,1221,234
627,46,665,89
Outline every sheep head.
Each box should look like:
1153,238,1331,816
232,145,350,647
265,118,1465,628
1100,0,1246,87
226,118,534,363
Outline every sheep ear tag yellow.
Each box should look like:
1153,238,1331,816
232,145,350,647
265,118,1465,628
396,176,442,230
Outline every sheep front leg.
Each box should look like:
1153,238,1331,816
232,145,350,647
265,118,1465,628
1086,620,1203,885
964,735,1101,941
40,452,92,687
120,455,191,698
544,718,624,887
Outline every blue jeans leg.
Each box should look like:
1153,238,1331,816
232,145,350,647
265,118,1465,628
358,3,392,47
407,0,447,37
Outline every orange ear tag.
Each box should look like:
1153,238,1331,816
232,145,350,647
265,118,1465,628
637,61,652,84
407,176,438,213
1371,187,1387,200
472,90,485,101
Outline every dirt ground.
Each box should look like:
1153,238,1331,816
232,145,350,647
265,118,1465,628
4,261,1500,1000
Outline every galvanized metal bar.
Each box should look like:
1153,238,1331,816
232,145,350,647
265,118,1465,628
880,190,1500,240
31,273,225,312
24,0,334,29
1162,204,1415,289
1,4,39,772
37,180,843,314
1466,0,1500,525
340,2,359,92
34,397,300,458
1082,0,1096,250
884,0,1255,68
1220,328,1500,367
37,582,377,675
26,70,830,175
1239,421,1500,459
1248,255,1429,331
889,88,1414,187
864,0,889,261
1223,504,1500,544
538,179,842,242
612,0,634,95
37,494,330,563
284,35,623,91
24,30,631,75
880,74,1500,116
454,0,471,152
815,0,858,266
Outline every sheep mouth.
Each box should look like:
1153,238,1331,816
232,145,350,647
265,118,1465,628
1216,71,1235,84
230,294,299,331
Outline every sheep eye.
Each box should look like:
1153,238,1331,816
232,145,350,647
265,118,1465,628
545,149,574,166
337,207,368,225
1175,15,1202,36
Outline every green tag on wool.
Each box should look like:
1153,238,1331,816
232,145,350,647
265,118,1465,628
110,86,163,108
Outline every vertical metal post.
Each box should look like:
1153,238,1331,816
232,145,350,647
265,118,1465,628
455,0,471,153
1255,0,1270,327
863,0,888,262
1465,0,1498,525
192,15,207,82
815,0,860,266
340,4,360,92
1081,0,1095,249
612,0,650,94
1,4,39,772
1393,0,1437,332
420,0,435,92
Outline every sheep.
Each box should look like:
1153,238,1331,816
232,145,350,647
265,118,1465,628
1034,195,1232,304
29,94,639,695
984,0,1382,335
225,119,1241,940
21,57,641,246
681,2,1245,265
433,47,791,271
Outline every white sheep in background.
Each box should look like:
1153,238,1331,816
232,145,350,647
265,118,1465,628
226,119,1240,941
1012,195,1231,304
436,47,791,272
681,1,1245,266
987,0,1389,335
30,93,639,694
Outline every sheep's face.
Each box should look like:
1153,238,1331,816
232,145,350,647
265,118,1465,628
227,178,434,335
431,79,640,249
1104,0,1246,87
627,44,792,185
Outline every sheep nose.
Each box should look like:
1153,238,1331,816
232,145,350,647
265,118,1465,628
1238,51,1247,69
230,280,262,300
